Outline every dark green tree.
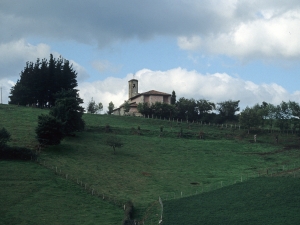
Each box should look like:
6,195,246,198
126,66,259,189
35,114,64,145
176,97,198,121
217,100,240,122
137,102,152,117
107,101,115,115
171,90,176,105
50,89,85,135
275,101,292,131
106,135,123,154
196,99,216,121
9,54,78,107
0,127,11,149
239,106,262,133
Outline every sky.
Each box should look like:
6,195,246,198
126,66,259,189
1,0,300,111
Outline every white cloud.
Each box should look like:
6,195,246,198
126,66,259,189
69,60,90,82
0,78,15,104
178,9,300,59
77,68,297,111
0,39,58,79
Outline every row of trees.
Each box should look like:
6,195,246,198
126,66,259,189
137,97,240,123
9,54,78,107
239,101,300,133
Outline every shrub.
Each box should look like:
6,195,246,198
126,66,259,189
0,146,37,161
0,127,11,148
36,114,64,145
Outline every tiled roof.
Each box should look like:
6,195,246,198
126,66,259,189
130,90,171,100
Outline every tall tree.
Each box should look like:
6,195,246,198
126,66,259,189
107,101,115,115
171,90,176,105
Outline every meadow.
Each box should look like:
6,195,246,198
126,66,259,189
1,104,300,224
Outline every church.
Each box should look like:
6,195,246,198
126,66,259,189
112,79,171,116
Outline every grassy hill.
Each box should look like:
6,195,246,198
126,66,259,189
1,103,300,224
163,177,300,225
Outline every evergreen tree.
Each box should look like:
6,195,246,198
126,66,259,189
9,54,78,107
35,114,64,145
50,89,85,135
171,90,176,105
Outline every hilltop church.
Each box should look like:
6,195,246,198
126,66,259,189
112,79,171,116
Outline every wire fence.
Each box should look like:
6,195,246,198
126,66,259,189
158,161,300,202
33,157,126,209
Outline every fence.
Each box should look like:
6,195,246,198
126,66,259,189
158,161,300,201
33,157,126,209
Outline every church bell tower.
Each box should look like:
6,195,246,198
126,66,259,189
128,79,138,99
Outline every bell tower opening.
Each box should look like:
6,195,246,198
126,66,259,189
128,79,138,99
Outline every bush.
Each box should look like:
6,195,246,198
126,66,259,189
0,127,11,148
36,114,64,145
0,146,37,161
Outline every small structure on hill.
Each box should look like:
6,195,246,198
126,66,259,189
113,79,171,116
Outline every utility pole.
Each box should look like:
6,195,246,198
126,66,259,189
0,86,2,104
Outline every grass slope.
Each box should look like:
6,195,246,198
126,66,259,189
1,104,300,223
163,177,300,225
0,160,122,225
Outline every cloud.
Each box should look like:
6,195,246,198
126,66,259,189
91,60,122,74
178,9,300,60
77,68,297,111
2,1,300,60
0,78,15,104
69,60,90,82
0,39,55,79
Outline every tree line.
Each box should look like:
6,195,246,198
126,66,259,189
133,91,300,133
137,94,240,124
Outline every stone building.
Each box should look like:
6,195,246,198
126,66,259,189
113,79,171,116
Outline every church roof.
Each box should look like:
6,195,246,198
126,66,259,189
130,90,171,100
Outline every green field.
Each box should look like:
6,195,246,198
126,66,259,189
0,161,122,225
163,177,300,225
1,104,300,224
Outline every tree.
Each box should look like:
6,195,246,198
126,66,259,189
275,101,292,131
107,101,115,115
9,54,78,107
217,100,240,122
35,114,64,145
176,97,198,121
0,127,11,149
87,98,100,114
288,101,300,132
123,101,130,115
137,102,151,117
171,90,176,105
239,106,262,133
197,99,215,120
97,102,103,114
50,89,85,135
106,135,123,154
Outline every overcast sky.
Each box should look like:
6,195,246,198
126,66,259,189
1,0,300,110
